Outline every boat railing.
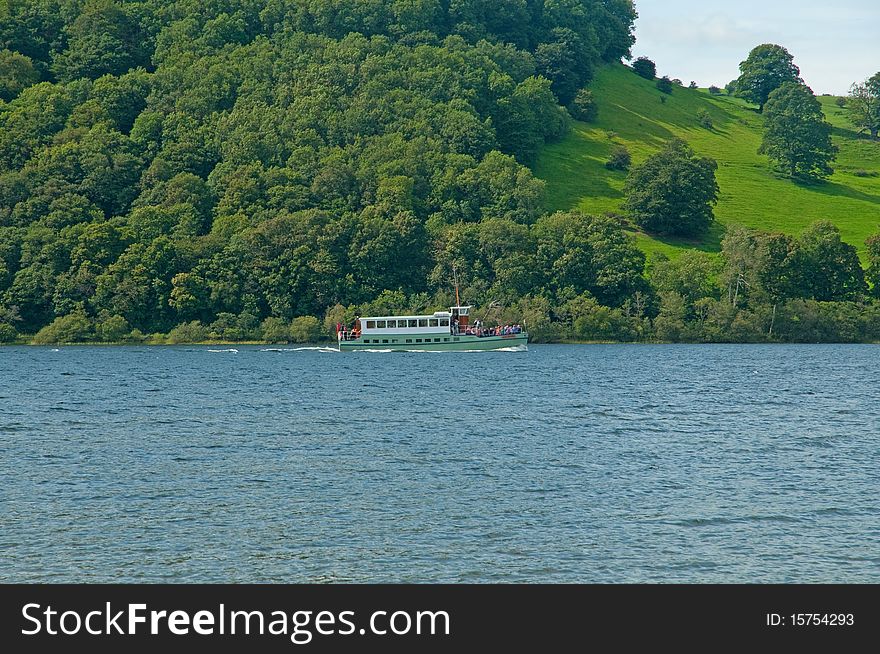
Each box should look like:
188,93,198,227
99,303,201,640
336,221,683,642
458,327,526,338
339,327,525,340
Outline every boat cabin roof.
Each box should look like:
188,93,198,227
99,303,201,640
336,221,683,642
361,311,449,322
360,307,471,322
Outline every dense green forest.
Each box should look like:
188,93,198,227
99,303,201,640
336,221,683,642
1,0,879,344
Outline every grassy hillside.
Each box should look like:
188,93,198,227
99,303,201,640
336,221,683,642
534,64,880,260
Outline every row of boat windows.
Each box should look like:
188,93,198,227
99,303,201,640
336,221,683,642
363,338,461,344
365,318,449,329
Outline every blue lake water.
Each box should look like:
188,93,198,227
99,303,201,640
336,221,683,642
1,344,879,583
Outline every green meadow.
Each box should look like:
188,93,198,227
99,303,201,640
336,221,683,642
534,64,880,260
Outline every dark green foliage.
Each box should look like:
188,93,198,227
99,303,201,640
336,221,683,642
166,320,207,344
791,221,866,301
605,146,631,171
495,76,572,164
533,212,649,309
847,72,880,139
773,300,876,344
261,316,290,343
759,82,837,181
688,81,697,89
534,28,592,105
722,222,865,306
0,48,39,100
32,310,92,343
656,76,672,94
623,139,719,237
570,88,598,122
51,0,148,82
95,313,128,341
708,85,721,95
0,0,65,74
0,322,15,342
697,109,713,129
867,232,880,297
290,315,322,343
632,56,655,80
651,251,719,308
735,44,801,111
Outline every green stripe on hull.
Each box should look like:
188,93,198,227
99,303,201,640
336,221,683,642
339,334,528,352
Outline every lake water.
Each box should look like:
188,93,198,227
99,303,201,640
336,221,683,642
1,344,879,583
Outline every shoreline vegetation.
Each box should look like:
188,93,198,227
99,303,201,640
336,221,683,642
7,293,880,346
6,337,880,346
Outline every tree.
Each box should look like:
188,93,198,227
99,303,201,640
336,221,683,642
32,311,93,344
495,76,571,164
656,76,673,94
95,313,129,341
605,146,631,171
534,28,593,105
720,225,765,307
697,109,713,129
0,321,16,342
847,72,880,139
651,251,718,307
735,44,801,111
534,212,648,308
623,139,719,237
166,321,208,344
569,88,598,122
50,0,146,82
632,57,656,80
260,316,290,343
789,221,866,301
290,315,322,343
0,49,39,101
759,82,837,181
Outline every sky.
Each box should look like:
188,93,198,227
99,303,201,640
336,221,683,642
630,0,879,95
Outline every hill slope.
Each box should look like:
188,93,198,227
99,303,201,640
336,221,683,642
534,64,880,259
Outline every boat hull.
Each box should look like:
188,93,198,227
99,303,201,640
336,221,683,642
339,334,528,352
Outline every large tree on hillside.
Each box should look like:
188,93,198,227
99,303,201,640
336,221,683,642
623,139,719,237
631,56,656,80
759,82,837,181
789,221,866,301
736,44,801,111
847,72,880,139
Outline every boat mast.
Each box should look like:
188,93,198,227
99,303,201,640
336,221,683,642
453,266,461,308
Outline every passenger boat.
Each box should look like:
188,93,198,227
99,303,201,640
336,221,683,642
337,305,528,352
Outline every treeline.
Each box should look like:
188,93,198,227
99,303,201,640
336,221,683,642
9,213,880,345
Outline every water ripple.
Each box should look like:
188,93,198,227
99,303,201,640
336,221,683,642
1,343,879,583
